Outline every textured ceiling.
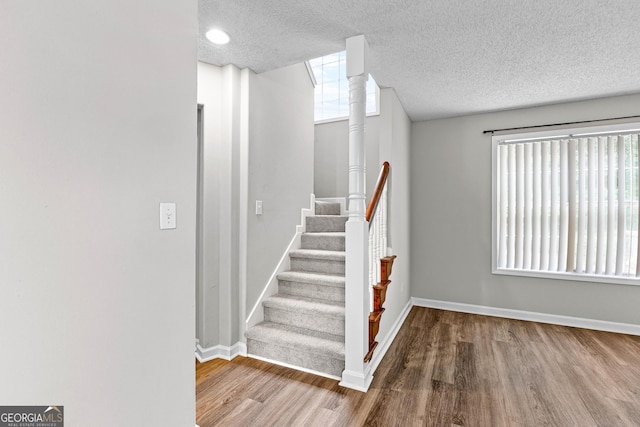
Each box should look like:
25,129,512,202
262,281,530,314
199,0,640,122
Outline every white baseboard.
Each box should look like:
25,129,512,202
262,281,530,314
337,299,412,392
412,297,640,336
339,367,373,392
369,298,413,374
195,342,247,363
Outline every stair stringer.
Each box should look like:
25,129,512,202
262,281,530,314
245,194,316,331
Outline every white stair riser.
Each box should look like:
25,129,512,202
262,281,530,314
247,339,344,377
264,307,345,337
301,234,345,251
290,257,345,275
306,216,348,232
314,202,341,216
278,280,345,302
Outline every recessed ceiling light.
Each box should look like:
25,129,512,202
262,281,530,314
206,29,230,45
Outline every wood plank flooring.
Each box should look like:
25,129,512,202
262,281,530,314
196,307,640,426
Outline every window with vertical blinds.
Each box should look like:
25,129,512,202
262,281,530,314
492,123,640,285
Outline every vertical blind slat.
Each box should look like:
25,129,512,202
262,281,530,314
566,139,578,272
515,144,525,269
576,138,587,273
586,137,597,274
616,135,626,275
627,137,634,275
532,143,542,270
606,136,617,275
540,141,551,271
636,134,640,277
508,144,516,269
524,143,533,270
498,145,508,268
549,140,560,271
596,136,607,275
557,140,568,272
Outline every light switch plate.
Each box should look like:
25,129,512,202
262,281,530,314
160,202,176,229
256,200,263,215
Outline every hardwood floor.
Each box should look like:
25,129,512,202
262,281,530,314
196,307,640,426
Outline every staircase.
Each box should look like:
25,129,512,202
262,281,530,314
245,200,347,377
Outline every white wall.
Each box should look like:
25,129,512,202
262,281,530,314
411,93,640,325
196,61,314,349
197,63,222,348
218,65,244,348
375,89,412,346
246,63,315,315
314,116,381,198
196,63,247,349
0,1,196,426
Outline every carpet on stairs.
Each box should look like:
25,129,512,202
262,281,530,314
246,200,347,377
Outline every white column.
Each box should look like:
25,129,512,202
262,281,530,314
340,35,373,392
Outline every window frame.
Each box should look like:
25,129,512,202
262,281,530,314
491,121,640,287
307,51,380,124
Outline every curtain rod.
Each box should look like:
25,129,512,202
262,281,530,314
482,114,640,135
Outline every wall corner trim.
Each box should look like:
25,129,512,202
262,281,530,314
304,61,317,88
412,297,640,336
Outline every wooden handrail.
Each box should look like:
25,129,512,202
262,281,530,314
364,161,391,363
366,161,390,223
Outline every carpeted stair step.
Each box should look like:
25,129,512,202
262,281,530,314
314,200,341,216
289,249,345,275
301,231,345,251
246,321,344,377
306,215,348,232
263,294,345,336
277,271,345,302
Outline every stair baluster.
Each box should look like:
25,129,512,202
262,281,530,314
364,162,395,363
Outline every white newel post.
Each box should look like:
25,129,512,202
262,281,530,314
340,35,373,391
